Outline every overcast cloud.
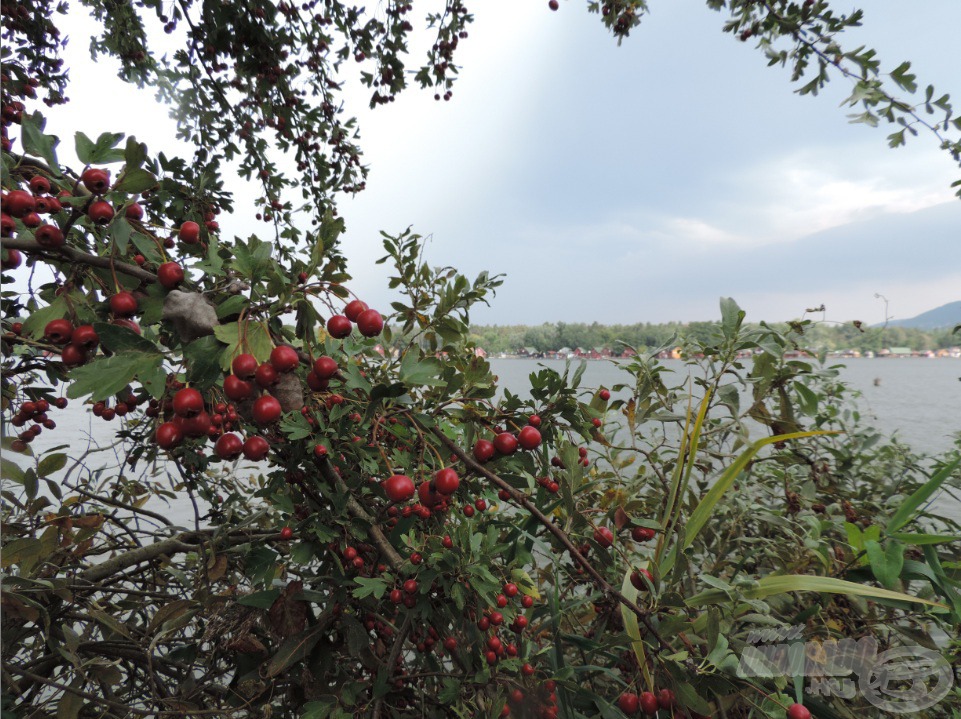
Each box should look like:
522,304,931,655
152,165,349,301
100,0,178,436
39,0,961,326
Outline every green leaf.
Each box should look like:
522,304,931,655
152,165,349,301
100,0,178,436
21,111,60,171
93,322,160,354
236,589,281,609
123,136,148,170
66,352,163,401
109,217,132,254
719,297,745,340
184,335,227,391
1,456,26,483
687,574,947,609
684,430,839,549
266,623,325,677
865,540,904,590
114,168,157,194
352,577,387,600
399,352,445,387
37,453,67,478
76,131,125,165
887,455,961,533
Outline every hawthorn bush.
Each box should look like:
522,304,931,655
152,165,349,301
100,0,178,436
2,1,961,718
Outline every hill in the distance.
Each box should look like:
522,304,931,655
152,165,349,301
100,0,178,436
877,301,961,330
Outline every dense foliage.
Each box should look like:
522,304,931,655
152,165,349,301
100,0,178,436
468,321,961,356
2,1,960,719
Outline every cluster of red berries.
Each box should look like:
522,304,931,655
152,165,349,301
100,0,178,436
326,298,384,339
154,386,273,460
472,420,543,464
617,688,676,715
8,396,68,450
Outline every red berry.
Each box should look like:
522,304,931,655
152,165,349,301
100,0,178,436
179,221,201,244
2,246,21,267
517,425,542,450
279,527,293,540
80,168,110,194
109,291,138,317
786,705,811,719
403,579,418,594
521,595,534,608
35,223,64,248
433,468,460,495
5,190,35,218
618,692,640,714
60,344,87,366
223,374,253,401
172,387,204,418
493,432,518,455
356,308,383,337
549,0,559,10
270,345,300,372
125,202,144,220
593,527,614,548
384,474,415,503
521,662,535,676
631,568,653,591
231,353,258,379
344,299,368,321
179,410,212,438
504,583,518,597
528,414,541,427
155,421,183,449
313,355,338,379
157,262,184,289
327,314,352,339
70,324,99,350
214,432,243,460
632,527,656,542
473,439,495,463
88,200,114,225
443,636,457,651
44,318,74,344
657,689,675,710
29,176,51,194
599,389,611,401
243,435,270,461
313,444,328,458
252,395,282,425
306,371,328,391
255,363,279,387
639,692,659,715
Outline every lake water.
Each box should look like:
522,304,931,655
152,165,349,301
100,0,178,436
6,357,961,525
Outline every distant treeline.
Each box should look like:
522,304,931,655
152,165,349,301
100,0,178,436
468,321,960,354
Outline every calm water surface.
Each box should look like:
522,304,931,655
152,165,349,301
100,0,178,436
8,358,960,525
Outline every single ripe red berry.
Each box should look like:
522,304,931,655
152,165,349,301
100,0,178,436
493,432,518,455
442,535,453,549
172,387,204,418
88,200,115,225
313,444,328,459
786,705,811,719
443,636,457,651
109,291,138,317
80,168,110,194
593,527,614,548
214,432,243,460
155,421,183,449
255,363,279,387
125,202,144,220
433,468,460,495
252,395,282,425
517,425,542,450
403,579,418,594
504,582,518,597
223,374,253,401
356,308,383,337
631,568,654,591
243,435,270,461
618,692,640,714
279,527,293,540
521,595,534,608
599,388,611,401
384,474,415,503
60,344,87,366
35,223,64,248
44,318,74,344
270,345,300,372
231,353,258,379
344,299,368,321
179,221,201,244
639,692,659,716
157,262,185,289
313,355,338,379
528,414,541,427
29,175,51,194
549,0,559,10
632,527,656,542
473,439,495,463
327,314,352,339
657,689,675,710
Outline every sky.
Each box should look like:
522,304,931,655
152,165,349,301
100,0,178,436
35,0,961,327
